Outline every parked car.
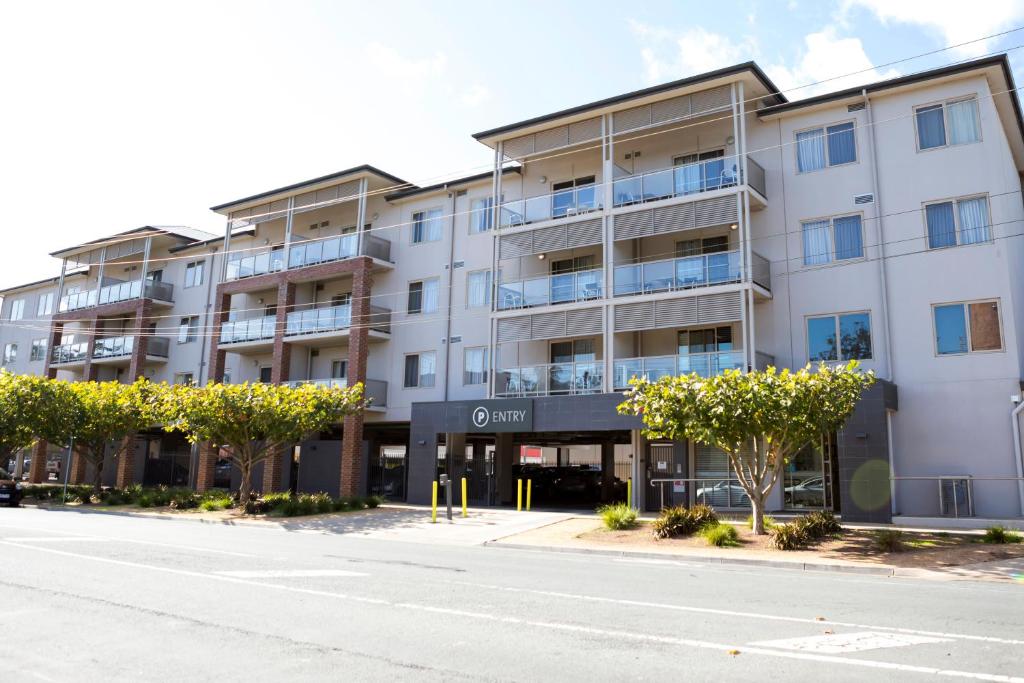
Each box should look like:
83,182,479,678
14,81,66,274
0,467,24,507
695,481,750,506
784,476,825,507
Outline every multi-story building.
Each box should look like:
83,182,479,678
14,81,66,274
6,54,1024,522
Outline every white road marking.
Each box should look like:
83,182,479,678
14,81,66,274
2,536,110,542
752,631,950,653
2,539,1021,683
0,523,255,557
215,569,367,578
448,581,1024,646
613,558,699,567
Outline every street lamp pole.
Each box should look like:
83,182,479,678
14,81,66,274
61,436,74,504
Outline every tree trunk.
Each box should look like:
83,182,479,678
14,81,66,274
93,455,103,494
750,491,766,535
238,463,252,508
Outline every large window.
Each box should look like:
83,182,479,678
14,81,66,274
36,292,54,316
933,300,1002,355
404,352,436,388
3,343,17,365
678,327,733,354
330,360,347,379
916,97,981,150
466,270,492,308
412,208,443,243
174,372,195,386
9,299,24,321
807,312,872,362
29,339,46,362
463,347,488,385
408,278,439,314
470,197,494,233
178,316,199,344
925,196,991,249
802,214,863,265
796,121,856,172
184,260,205,288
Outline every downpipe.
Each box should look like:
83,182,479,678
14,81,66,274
1011,399,1024,514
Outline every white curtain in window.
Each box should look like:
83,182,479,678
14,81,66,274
802,220,833,265
467,271,490,307
419,352,437,386
422,278,440,313
947,99,981,145
796,129,826,172
426,209,443,241
957,197,991,244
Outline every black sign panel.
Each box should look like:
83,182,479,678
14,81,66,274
465,398,533,433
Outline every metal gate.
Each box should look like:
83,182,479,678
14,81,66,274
370,445,407,500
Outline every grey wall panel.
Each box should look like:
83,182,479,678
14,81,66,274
566,307,603,336
497,316,531,343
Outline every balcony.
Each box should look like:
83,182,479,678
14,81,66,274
220,315,276,345
494,361,604,398
613,250,771,296
92,335,170,363
285,377,388,409
59,280,175,313
496,269,603,311
611,156,765,208
225,234,392,282
612,352,744,389
50,342,88,366
499,183,602,228
284,304,391,338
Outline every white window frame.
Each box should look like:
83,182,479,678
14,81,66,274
178,316,199,344
3,343,17,364
30,339,47,362
794,119,858,173
923,194,992,249
463,346,489,385
184,260,206,288
9,299,25,321
404,351,436,388
411,207,444,244
913,96,982,152
36,292,54,316
466,269,492,308
800,212,865,266
805,311,873,363
174,372,195,386
407,277,439,315
931,299,1004,357
469,197,495,234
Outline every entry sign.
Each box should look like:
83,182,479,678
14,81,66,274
466,398,533,433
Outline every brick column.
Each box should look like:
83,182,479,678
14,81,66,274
81,315,100,381
115,435,136,488
69,449,87,484
262,282,295,493
207,290,231,384
195,442,219,492
340,258,372,497
127,300,153,381
29,322,65,483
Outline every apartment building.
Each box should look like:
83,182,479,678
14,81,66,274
6,54,1024,522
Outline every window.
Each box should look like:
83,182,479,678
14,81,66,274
550,339,595,363
3,343,18,365
222,369,232,385
331,360,347,379
412,208,443,243
796,121,857,172
807,312,872,362
552,176,597,216
36,292,54,316
470,197,494,233
934,300,1002,355
174,372,195,386
408,278,439,314
184,260,205,288
464,347,488,385
9,299,24,321
916,97,981,150
29,339,46,362
259,366,273,383
678,327,733,354
802,214,863,265
404,352,436,388
178,316,199,344
676,236,729,257
466,270,492,308
925,196,991,249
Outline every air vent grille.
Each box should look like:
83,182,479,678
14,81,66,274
853,193,874,205
847,102,866,112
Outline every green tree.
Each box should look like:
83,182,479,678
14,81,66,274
619,361,874,534
162,381,366,505
0,371,75,472
53,379,164,493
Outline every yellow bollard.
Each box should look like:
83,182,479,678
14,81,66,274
526,479,532,511
627,477,633,509
431,481,438,523
517,478,523,512
461,477,468,518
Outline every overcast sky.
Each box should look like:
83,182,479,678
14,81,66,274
2,0,1023,288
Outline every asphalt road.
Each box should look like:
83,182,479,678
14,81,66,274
1,507,1022,682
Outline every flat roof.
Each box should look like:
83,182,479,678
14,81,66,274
472,62,786,141
384,167,522,201
210,164,410,212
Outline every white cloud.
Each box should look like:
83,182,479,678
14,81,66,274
630,21,759,84
765,26,901,98
843,0,1024,56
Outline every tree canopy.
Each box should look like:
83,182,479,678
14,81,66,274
618,362,874,534
0,370,75,464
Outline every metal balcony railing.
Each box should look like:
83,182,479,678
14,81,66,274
612,352,745,389
496,268,603,311
220,315,276,344
495,361,604,397
226,234,393,282
612,155,740,207
59,280,175,312
613,250,743,296
285,304,391,336
92,335,170,360
225,247,284,281
499,183,602,228
50,342,88,364
285,377,388,407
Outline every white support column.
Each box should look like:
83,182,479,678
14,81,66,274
95,247,107,305
744,192,757,367
220,218,233,281
489,142,503,398
601,114,614,303
282,197,295,270
604,304,615,394
137,237,151,298
55,258,68,313
355,178,368,257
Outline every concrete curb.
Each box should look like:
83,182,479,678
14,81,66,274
484,541,897,576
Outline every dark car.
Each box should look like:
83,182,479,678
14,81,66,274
0,467,24,507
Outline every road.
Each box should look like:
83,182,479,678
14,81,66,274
0,506,1022,682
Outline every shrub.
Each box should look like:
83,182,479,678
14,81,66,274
597,502,638,530
345,496,366,511
168,489,199,510
137,494,153,508
309,492,333,514
872,529,905,553
363,495,382,509
770,522,808,551
331,497,350,512
800,510,842,539
652,504,719,539
700,523,740,547
981,526,1023,544
746,514,777,530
